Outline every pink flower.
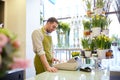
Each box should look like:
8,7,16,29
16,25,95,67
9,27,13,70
10,58,30,69
0,47,2,53
12,40,20,49
0,33,9,47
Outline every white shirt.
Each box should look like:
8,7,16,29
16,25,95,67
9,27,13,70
32,28,46,56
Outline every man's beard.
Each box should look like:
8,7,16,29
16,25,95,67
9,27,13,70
46,29,51,33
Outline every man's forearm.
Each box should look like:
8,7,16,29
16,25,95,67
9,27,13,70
39,54,58,72
40,54,50,69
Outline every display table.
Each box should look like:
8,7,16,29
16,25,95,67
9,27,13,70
26,69,109,80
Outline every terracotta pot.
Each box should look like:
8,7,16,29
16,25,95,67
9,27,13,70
84,30,91,36
87,10,92,17
106,51,112,58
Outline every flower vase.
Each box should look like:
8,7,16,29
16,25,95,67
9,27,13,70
56,31,65,48
97,49,108,59
65,30,70,48
56,29,70,48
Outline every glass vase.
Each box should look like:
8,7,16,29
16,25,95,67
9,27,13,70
56,29,70,48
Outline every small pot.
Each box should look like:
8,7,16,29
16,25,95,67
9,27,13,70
84,50,91,58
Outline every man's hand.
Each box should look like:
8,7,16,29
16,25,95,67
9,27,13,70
40,54,58,73
52,58,60,63
46,66,58,72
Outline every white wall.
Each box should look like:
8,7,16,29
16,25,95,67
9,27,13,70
4,0,26,58
4,0,41,78
26,0,40,78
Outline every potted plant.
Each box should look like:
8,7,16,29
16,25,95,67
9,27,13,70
96,0,105,8
71,52,80,57
82,20,91,36
94,0,105,14
82,20,91,30
91,15,111,37
83,0,92,17
94,34,112,59
81,38,92,57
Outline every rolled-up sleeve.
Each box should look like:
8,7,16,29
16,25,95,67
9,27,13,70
31,29,45,56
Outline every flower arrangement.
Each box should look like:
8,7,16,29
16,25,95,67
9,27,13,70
91,14,111,30
94,34,112,50
0,28,29,77
56,22,70,48
57,21,70,33
71,52,80,57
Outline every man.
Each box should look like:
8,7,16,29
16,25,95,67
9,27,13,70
32,17,59,74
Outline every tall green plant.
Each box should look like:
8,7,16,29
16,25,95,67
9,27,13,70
82,20,91,30
83,0,92,10
96,0,105,8
81,38,91,50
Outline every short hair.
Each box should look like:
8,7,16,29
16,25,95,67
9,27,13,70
47,17,58,24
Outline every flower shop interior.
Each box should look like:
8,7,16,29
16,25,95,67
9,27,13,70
0,0,120,80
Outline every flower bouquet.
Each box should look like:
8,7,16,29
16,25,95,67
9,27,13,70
0,28,29,77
